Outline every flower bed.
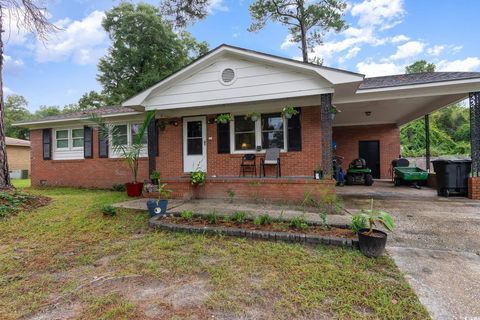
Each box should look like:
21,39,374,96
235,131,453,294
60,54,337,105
149,213,359,248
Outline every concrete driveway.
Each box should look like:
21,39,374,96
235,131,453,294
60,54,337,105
339,181,480,320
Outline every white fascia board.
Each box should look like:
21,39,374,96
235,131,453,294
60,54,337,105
336,78,480,104
333,121,397,127
12,112,144,128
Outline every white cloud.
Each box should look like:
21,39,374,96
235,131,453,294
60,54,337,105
338,46,361,63
280,34,295,50
427,45,445,56
2,8,31,46
390,41,425,60
437,57,480,72
357,61,403,77
3,87,15,96
390,34,409,43
35,10,108,65
350,0,405,30
208,0,229,13
3,55,24,75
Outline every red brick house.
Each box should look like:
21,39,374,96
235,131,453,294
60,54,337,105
15,45,480,200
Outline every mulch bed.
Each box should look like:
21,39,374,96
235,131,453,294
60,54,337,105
0,190,51,218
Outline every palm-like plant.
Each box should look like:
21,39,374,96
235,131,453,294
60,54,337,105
352,199,395,234
89,111,155,183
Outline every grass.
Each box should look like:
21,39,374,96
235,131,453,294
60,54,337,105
0,186,430,319
12,178,31,189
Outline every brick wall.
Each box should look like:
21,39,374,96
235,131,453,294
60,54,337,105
145,177,335,203
468,177,480,200
333,124,400,179
30,107,400,188
30,128,149,188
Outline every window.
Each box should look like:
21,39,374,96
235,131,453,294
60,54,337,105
72,129,84,148
231,112,288,153
261,113,284,149
55,130,69,149
109,123,148,157
112,125,128,146
54,128,84,150
234,116,255,150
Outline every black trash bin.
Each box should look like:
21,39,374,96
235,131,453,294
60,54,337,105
432,160,472,197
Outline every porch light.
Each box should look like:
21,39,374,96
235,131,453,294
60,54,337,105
169,120,179,126
365,111,372,117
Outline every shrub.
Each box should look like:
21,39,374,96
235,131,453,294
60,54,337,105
102,205,116,216
231,211,247,224
254,214,273,226
290,216,308,230
112,184,126,192
226,188,235,203
191,171,206,186
206,210,219,224
180,210,193,221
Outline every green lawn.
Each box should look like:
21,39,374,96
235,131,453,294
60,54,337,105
0,187,430,319
12,178,31,189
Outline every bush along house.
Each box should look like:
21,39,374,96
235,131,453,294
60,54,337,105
14,45,480,201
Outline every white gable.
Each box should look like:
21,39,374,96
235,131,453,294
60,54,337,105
142,53,334,110
122,45,364,110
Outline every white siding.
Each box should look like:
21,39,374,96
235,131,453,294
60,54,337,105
145,54,333,110
53,149,84,160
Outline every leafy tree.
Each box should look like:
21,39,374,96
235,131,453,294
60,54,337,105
159,0,211,28
97,3,208,105
77,90,108,110
0,1,56,189
405,60,436,74
248,0,347,62
4,95,30,140
33,105,62,119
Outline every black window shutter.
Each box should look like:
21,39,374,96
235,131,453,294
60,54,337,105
287,108,302,151
217,121,230,154
84,126,93,159
42,128,52,160
147,119,158,157
98,129,109,158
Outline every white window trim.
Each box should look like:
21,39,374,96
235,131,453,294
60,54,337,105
229,113,288,154
108,122,148,158
54,128,84,151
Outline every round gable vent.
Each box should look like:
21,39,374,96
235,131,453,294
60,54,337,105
220,68,236,85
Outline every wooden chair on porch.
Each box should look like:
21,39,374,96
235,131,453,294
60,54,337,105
239,153,257,177
260,148,281,178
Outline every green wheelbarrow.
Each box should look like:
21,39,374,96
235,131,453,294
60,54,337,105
393,166,429,189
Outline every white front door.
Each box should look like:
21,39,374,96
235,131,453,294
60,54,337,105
183,116,207,172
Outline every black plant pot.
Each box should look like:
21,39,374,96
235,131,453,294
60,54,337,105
358,228,387,258
151,178,159,186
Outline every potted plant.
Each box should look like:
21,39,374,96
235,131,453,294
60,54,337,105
282,105,299,119
245,112,260,122
351,199,395,258
330,105,340,121
191,170,206,186
146,183,171,218
150,170,160,185
90,111,155,197
215,113,232,124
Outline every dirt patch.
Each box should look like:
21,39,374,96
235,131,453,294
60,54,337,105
0,190,50,219
25,275,212,320
162,216,357,239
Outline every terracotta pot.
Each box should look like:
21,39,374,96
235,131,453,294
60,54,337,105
125,182,144,197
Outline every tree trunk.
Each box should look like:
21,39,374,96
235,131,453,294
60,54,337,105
0,7,12,189
300,22,308,62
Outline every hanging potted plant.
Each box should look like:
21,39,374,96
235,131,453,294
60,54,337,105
146,183,172,218
90,111,155,197
351,199,395,258
282,105,299,119
245,112,260,122
150,170,160,186
330,105,340,121
215,113,232,124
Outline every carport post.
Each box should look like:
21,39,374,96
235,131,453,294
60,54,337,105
470,92,480,177
425,114,431,172
321,93,333,178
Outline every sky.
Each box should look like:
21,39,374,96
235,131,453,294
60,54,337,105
4,0,480,111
